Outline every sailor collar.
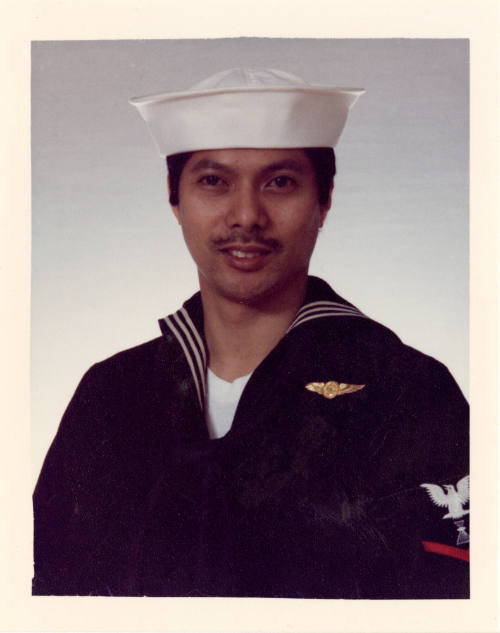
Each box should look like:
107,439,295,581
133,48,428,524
158,276,366,411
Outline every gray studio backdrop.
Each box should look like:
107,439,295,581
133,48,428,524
31,39,469,482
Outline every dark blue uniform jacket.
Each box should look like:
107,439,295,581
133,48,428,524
33,277,469,598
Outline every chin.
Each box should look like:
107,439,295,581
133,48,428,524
215,273,305,308
220,283,272,306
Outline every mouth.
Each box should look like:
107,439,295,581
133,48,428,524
218,244,274,270
223,247,271,259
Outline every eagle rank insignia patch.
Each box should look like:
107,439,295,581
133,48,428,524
305,381,365,399
420,475,470,548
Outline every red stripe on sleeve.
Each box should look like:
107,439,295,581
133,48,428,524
422,540,469,562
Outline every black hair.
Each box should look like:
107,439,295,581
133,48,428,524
167,152,194,207
166,147,335,206
304,147,336,205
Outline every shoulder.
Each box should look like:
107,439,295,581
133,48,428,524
292,305,468,465
45,335,185,467
291,279,468,418
299,287,462,391
94,335,166,368
57,335,184,429
80,335,176,387
296,305,443,383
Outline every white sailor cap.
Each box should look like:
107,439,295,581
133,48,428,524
129,67,364,157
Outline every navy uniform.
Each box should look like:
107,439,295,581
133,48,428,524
33,277,469,597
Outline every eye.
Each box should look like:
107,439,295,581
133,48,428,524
198,174,224,187
267,175,296,190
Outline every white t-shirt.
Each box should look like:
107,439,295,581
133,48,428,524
205,369,252,439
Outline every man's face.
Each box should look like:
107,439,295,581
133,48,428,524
172,148,332,306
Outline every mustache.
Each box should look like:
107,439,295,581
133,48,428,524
212,231,281,251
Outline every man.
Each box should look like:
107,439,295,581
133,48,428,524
33,67,469,598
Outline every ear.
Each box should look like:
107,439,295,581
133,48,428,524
167,174,182,224
319,179,334,228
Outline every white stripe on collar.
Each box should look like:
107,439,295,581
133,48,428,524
287,300,365,332
179,307,208,395
162,309,207,411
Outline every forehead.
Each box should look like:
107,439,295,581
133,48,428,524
182,148,314,174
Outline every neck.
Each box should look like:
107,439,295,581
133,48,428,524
201,277,308,382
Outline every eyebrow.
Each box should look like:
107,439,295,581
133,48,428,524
188,159,234,174
260,160,308,175
187,157,308,176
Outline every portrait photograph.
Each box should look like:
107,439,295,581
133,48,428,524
32,32,471,596
1,1,498,632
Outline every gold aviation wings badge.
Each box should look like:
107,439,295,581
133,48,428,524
305,380,365,400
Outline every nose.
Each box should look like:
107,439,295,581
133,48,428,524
225,184,269,231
